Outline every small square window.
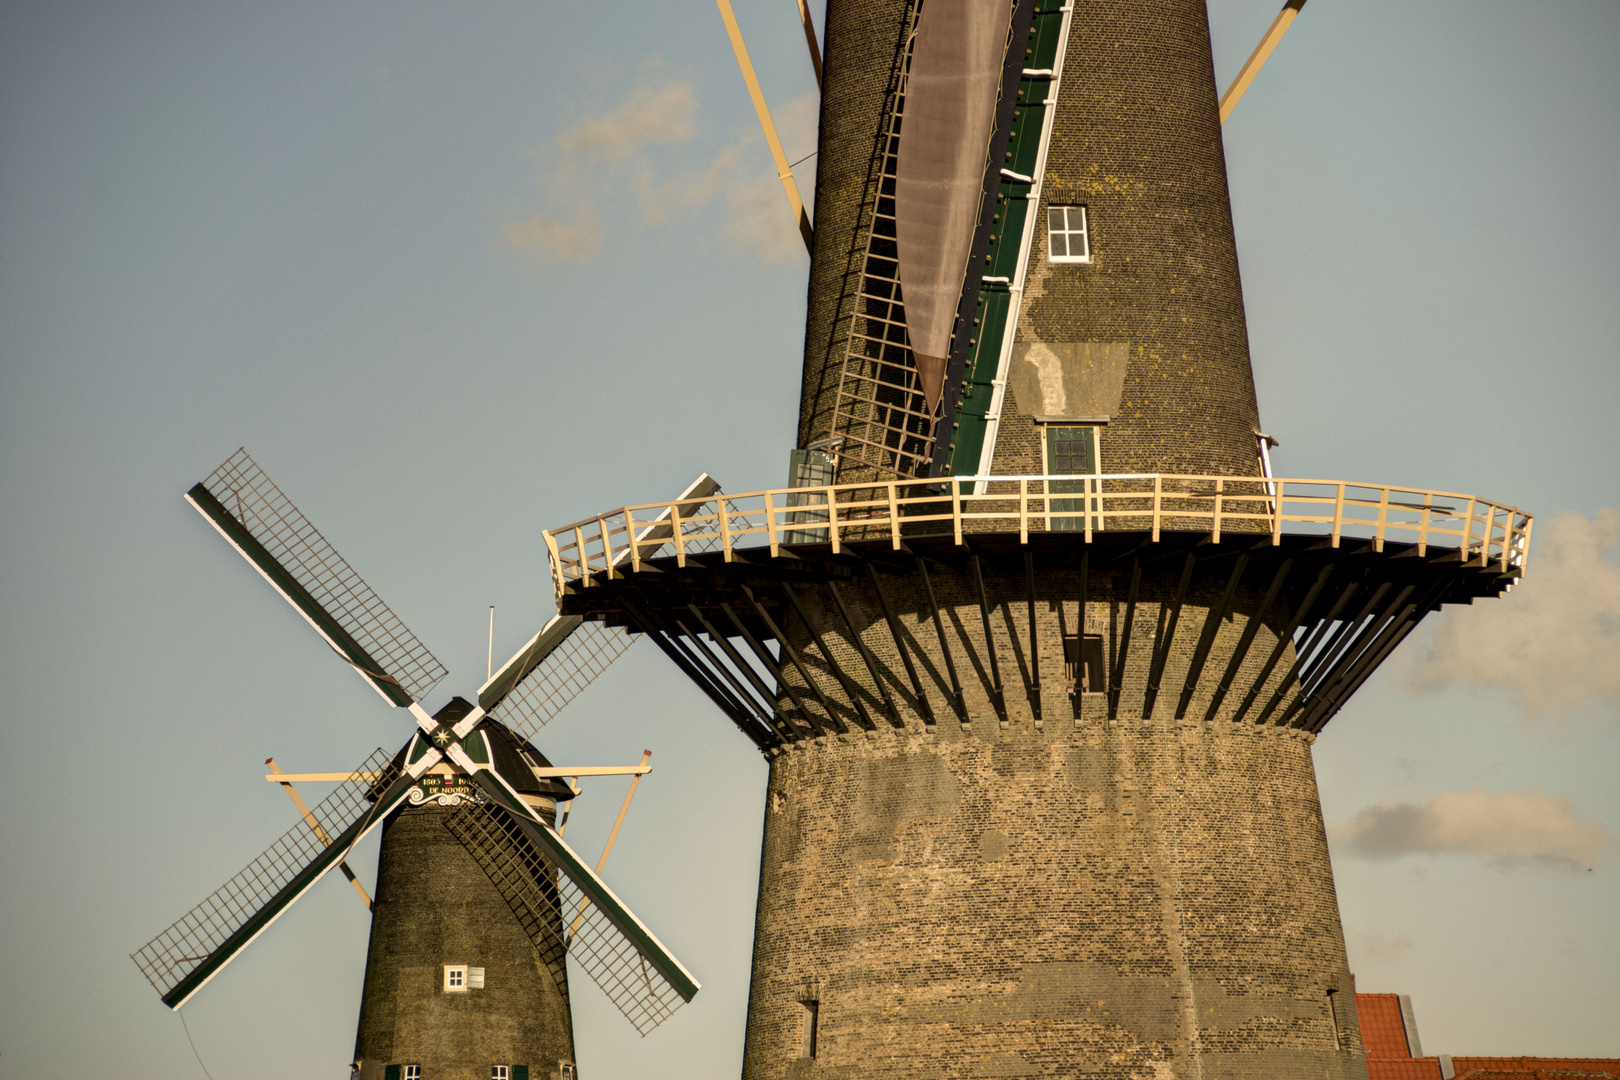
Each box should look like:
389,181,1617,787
404,1068,422,1080
559,1064,578,1080
1047,205,1092,263
444,964,467,992
492,1067,510,1080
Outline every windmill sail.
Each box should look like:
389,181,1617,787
132,747,413,1009
187,448,448,706
464,768,700,1034
478,474,724,740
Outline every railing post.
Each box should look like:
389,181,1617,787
1271,479,1284,545
1152,474,1162,543
1418,499,1430,557
626,508,640,573
1084,477,1093,543
719,495,733,562
543,530,564,596
1212,478,1224,543
952,478,964,546
827,489,841,554
598,517,616,580
1375,486,1391,552
1019,478,1029,545
888,481,901,550
1461,496,1477,563
671,503,686,568
1331,482,1345,548
765,489,779,558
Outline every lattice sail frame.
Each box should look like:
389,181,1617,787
197,448,448,703
132,747,404,1001
825,2,940,480
481,618,637,743
445,801,689,1035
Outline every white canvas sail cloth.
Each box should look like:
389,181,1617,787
894,0,1015,415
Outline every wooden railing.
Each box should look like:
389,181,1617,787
542,474,1532,598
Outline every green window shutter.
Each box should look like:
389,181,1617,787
385,1067,401,1080
512,1068,529,1080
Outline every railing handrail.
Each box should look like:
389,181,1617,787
541,473,1532,598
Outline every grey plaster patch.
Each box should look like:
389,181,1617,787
850,750,963,861
1007,341,1130,418
943,962,1181,1044
1063,745,1111,790
980,828,1011,861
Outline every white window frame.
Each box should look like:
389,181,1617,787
1047,204,1092,264
491,1067,510,1080
403,1067,421,1080
444,964,468,992
559,1064,578,1080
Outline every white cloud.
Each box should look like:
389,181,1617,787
501,207,602,265
1402,508,1620,722
502,83,819,266
1332,788,1613,871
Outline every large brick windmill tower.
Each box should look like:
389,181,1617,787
542,1,1532,1077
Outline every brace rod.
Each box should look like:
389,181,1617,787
1024,551,1043,724
1219,0,1307,124
265,758,372,912
795,0,823,89
716,0,814,253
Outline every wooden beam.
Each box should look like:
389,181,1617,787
795,0,823,90
1075,549,1089,724
716,0,814,253
782,583,878,731
1219,0,1307,124
1201,559,1293,722
969,554,1008,722
621,597,777,750
866,563,936,725
1024,551,1043,726
265,758,372,912
1173,553,1249,719
826,581,905,727
1253,574,1367,725
1283,583,1410,727
1232,562,1334,724
720,600,825,738
916,558,967,723
678,610,795,741
1141,551,1197,720
1107,558,1142,722
741,584,846,734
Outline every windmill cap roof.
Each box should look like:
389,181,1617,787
397,696,579,802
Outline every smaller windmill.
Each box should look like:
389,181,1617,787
132,449,717,1069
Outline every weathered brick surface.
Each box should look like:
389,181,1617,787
749,2,1362,1076
737,563,1366,1079
354,802,573,1080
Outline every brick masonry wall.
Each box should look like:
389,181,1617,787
354,802,574,1080
1001,0,1263,478
739,560,1367,1079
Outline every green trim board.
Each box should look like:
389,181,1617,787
186,483,415,708
469,768,701,1002
948,1,1073,477
161,768,421,1009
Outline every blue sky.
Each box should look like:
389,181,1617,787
1,1,1616,1077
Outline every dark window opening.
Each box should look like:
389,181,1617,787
1064,634,1106,694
